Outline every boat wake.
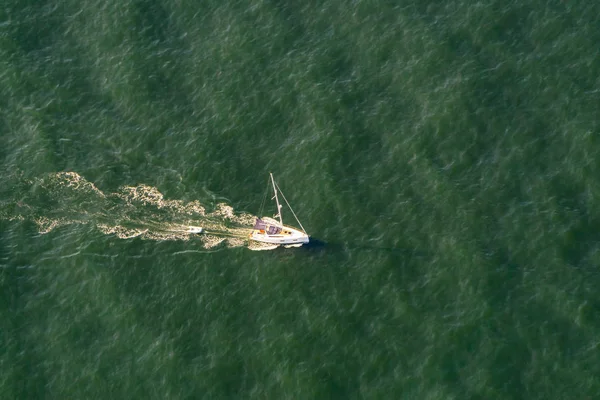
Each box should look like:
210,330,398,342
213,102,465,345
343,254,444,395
0,172,278,251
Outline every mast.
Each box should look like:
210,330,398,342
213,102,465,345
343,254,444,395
270,173,283,226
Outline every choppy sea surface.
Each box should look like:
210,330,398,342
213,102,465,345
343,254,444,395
2,1,600,398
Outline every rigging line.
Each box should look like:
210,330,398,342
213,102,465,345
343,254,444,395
274,181,307,234
258,175,270,218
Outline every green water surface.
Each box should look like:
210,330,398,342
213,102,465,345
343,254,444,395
2,0,600,398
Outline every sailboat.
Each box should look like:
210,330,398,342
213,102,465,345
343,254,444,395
250,173,309,246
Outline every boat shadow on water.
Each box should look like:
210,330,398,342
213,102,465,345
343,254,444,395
296,237,427,259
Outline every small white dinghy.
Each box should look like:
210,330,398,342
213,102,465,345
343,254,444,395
250,173,309,246
187,226,203,234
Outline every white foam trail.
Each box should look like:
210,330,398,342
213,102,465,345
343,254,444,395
248,242,280,251
2,172,276,251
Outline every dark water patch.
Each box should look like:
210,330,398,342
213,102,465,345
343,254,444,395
0,227,49,398
434,324,491,400
255,255,407,397
516,298,598,395
131,0,172,45
542,174,600,270
560,212,600,269
1,13,139,175
127,0,195,118
484,246,524,311
4,0,66,54
264,0,309,54
488,338,530,399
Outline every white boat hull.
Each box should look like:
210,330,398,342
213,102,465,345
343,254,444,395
251,174,309,247
250,224,309,245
